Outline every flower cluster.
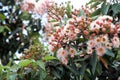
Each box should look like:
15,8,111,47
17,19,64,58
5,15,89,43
46,16,92,52
87,15,120,56
87,34,120,56
20,0,54,15
46,11,120,64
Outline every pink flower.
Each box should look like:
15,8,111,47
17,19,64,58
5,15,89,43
68,32,76,40
75,28,80,34
95,36,101,45
56,48,68,65
90,21,100,30
21,0,35,12
105,42,112,50
101,35,109,43
112,36,120,48
34,0,54,14
57,48,68,60
21,0,54,14
96,45,106,56
61,57,68,65
48,44,56,52
87,47,93,54
87,40,95,48
69,48,76,58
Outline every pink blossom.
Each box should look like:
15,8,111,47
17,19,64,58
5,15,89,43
75,28,80,34
95,36,101,45
61,57,68,65
21,0,35,12
90,21,100,30
105,42,112,50
69,48,76,58
96,45,106,56
101,35,109,43
87,40,95,48
98,15,113,22
112,36,120,48
68,32,76,40
21,0,54,14
48,45,55,52
87,47,93,54
34,0,54,14
57,48,68,60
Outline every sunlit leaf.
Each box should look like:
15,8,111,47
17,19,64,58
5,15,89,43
90,1,100,9
66,2,72,18
37,60,45,70
0,13,6,20
117,48,120,60
0,26,4,33
86,0,94,5
44,56,57,61
18,59,35,67
89,8,101,17
4,26,11,32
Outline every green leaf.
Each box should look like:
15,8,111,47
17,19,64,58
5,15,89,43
118,49,120,54
112,4,120,15
80,62,87,79
49,19,57,22
45,76,54,80
96,62,102,75
0,26,4,33
90,1,100,9
105,49,115,57
74,55,89,62
91,15,99,20
89,8,101,17
66,2,72,18
9,74,17,80
86,0,94,5
66,65,79,75
0,65,3,75
90,52,98,74
78,9,85,16
101,2,110,15
18,59,35,67
51,69,61,79
0,14,6,20
44,56,57,61
37,60,45,70
20,11,31,20
40,69,46,80
117,49,120,60
4,26,11,32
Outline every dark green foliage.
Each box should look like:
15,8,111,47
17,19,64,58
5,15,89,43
0,0,42,65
